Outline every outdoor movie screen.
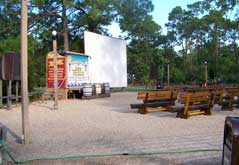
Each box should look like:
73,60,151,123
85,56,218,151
84,31,127,88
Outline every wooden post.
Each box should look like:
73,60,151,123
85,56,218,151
52,31,58,110
7,80,12,110
0,80,2,108
21,0,30,144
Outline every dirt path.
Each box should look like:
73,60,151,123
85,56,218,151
0,92,238,164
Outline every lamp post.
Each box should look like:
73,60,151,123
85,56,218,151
52,30,58,110
204,61,208,83
167,61,170,86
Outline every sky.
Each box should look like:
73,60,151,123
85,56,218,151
109,0,199,37
152,0,199,34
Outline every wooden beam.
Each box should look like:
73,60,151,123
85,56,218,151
21,0,30,145
16,81,19,106
7,80,12,110
53,35,58,110
0,80,2,108
189,111,206,116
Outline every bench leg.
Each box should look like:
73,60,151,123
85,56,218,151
228,99,233,111
221,102,227,110
201,107,211,115
176,112,188,119
138,107,147,114
176,112,181,118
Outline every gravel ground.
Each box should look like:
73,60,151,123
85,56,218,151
0,92,238,165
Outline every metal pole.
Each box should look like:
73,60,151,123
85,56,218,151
205,64,208,83
21,0,30,144
52,33,58,110
167,63,170,86
161,56,164,85
204,61,208,83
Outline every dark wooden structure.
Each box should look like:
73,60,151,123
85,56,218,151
221,87,239,110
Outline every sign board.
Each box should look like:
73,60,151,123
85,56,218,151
66,52,89,88
46,52,66,88
84,31,127,87
1,53,20,80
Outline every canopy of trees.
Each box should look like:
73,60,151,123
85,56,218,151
0,0,238,89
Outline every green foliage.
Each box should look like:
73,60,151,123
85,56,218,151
0,36,20,54
0,0,238,90
171,67,185,83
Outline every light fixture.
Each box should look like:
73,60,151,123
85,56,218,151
52,30,57,36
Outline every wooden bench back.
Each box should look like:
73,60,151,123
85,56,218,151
178,91,213,105
225,87,239,96
137,90,175,101
185,86,223,92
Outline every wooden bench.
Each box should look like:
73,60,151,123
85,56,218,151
221,87,239,110
130,90,177,114
174,91,214,119
183,86,224,106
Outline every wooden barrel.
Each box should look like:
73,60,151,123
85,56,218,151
104,82,110,94
83,83,93,97
95,83,102,95
101,83,105,94
92,84,96,96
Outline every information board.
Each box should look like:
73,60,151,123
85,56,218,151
46,52,66,88
66,53,89,88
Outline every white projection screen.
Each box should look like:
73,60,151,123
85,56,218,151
84,31,127,88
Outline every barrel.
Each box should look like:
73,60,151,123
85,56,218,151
95,83,102,95
92,84,96,96
104,82,110,94
101,83,105,94
83,83,93,97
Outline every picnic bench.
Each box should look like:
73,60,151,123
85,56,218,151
221,87,239,110
183,86,224,105
173,91,214,119
130,90,178,114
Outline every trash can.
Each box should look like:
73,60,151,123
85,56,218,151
222,116,239,165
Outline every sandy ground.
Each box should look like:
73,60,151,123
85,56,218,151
0,92,239,165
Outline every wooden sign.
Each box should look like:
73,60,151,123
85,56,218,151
46,52,66,89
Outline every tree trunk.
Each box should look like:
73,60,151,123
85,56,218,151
233,40,238,64
62,0,69,51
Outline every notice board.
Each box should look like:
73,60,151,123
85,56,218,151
66,53,89,88
46,52,66,88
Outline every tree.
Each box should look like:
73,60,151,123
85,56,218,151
0,0,21,40
117,0,163,84
30,0,117,51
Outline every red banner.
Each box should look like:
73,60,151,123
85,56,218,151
46,52,66,89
